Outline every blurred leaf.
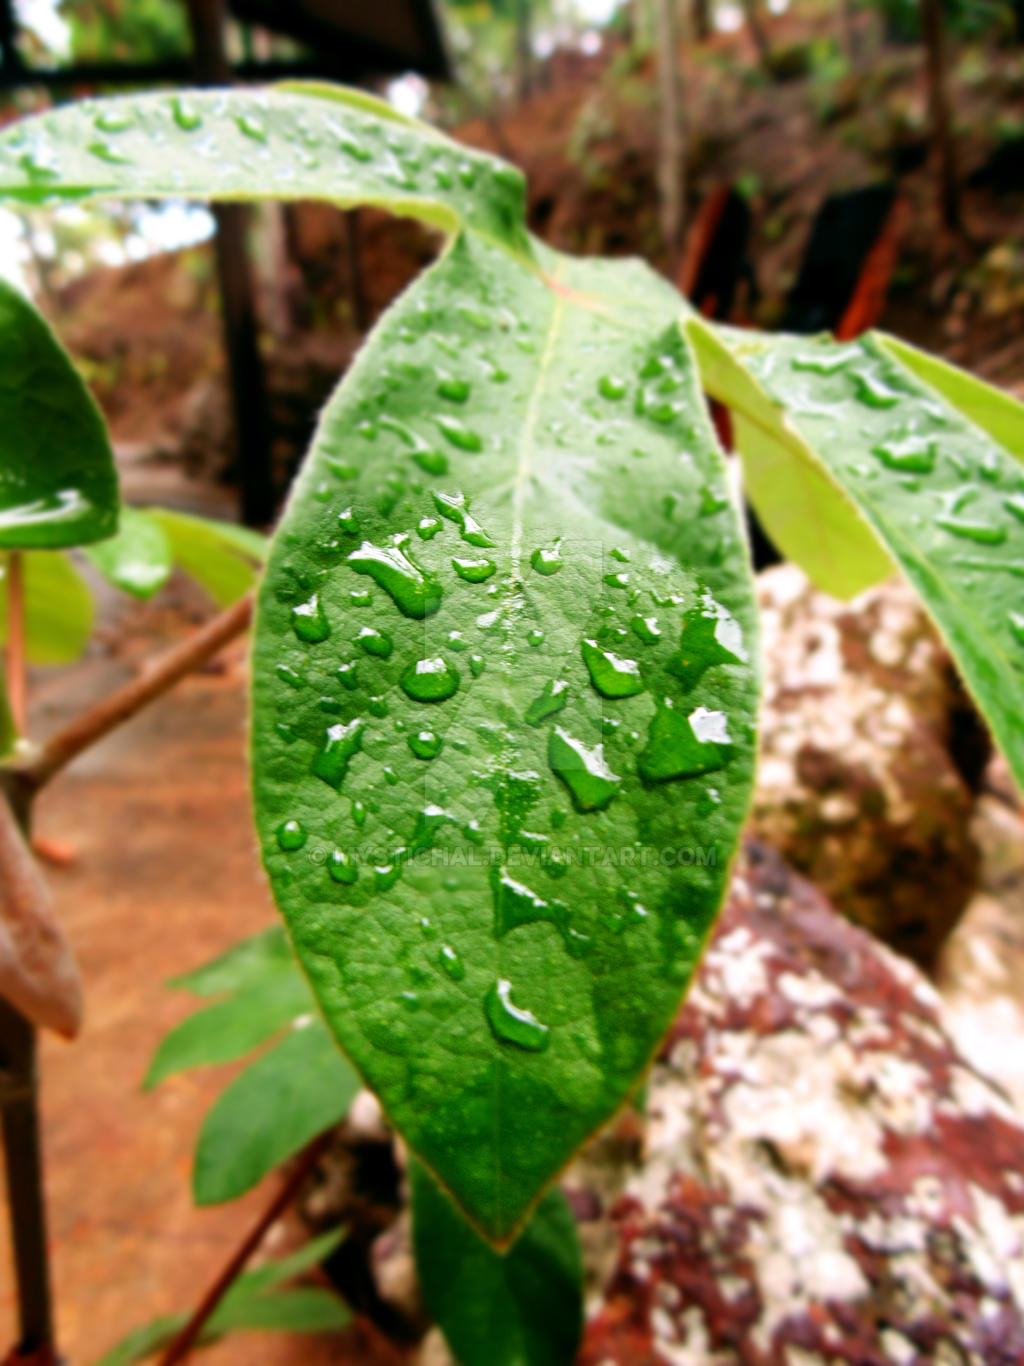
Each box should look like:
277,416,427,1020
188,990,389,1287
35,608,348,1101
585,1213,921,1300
0,278,118,549
0,550,94,665
411,1159,583,1366
147,508,266,607
194,1019,359,1205
169,926,295,996
85,507,172,599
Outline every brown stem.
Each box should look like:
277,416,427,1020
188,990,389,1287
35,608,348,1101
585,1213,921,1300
17,593,253,797
157,1134,332,1366
6,552,27,738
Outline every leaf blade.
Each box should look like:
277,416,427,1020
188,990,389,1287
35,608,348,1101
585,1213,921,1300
85,507,173,599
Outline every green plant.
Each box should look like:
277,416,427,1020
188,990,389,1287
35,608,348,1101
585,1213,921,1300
0,82,1022,1366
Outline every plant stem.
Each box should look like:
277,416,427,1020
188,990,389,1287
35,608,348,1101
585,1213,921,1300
6,551,27,737
157,1133,332,1366
17,593,253,796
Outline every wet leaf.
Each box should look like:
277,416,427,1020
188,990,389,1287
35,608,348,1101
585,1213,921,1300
85,507,172,599
0,550,94,665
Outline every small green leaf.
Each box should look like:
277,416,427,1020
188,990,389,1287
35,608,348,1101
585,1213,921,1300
193,1019,359,1205
687,317,895,599
144,973,313,1089
169,926,294,995
0,550,94,665
0,278,118,549
85,507,172,599
411,1159,582,1366
147,509,266,607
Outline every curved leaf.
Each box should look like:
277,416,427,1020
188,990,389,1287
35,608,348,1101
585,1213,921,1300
0,278,118,549
85,507,172,599
709,327,1024,792
411,1159,582,1366
168,925,293,995
0,549,94,665
147,508,265,607
193,1018,359,1205
250,231,758,1241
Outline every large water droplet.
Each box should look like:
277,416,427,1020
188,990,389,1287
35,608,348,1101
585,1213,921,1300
525,679,569,726
452,555,496,582
400,657,460,702
484,979,549,1052
530,544,561,575
276,819,307,851
638,700,729,783
667,598,743,690
581,639,644,698
631,614,661,644
409,729,443,760
312,718,364,790
432,489,493,547
347,538,442,618
435,415,483,453
328,848,358,884
292,592,330,643
548,727,620,812
355,625,393,657
599,374,627,400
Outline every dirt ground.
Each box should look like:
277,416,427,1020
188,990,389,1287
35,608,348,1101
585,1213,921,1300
0,602,401,1363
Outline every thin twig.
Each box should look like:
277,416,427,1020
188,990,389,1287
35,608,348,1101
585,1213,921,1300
6,552,27,737
17,593,253,796
157,1134,332,1366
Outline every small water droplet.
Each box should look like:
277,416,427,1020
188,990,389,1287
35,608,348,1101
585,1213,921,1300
352,799,368,827
525,679,569,726
276,819,306,851
1009,610,1024,646
1005,494,1024,524
604,571,629,589
349,588,373,607
527,628,545,647
88,139,132,165
484,979,549,1052
337,661,359,690
400,657,460,702
851,368,902,408
328,849,358,884
338,506,359,533
292,592,330,643
355,625,393,657
699,484,730,516
417,516,441,540
368,695,388,717
312,718,364,790
548,727,620,812
599,374,627,400
631,614,661,644
530,544,561,575
347,538,442,618
409,729,443,760
432,489,493,546
95,107,134,133
935,515,1007,545
437,375,471,403
581,639,644,698
446,630,469,652
638,700,729,783
872,433,937,474
790,346,863,375
452,555,496,582
172,96,203,131
236,112,267,142
438,944,466,980
276,663,304,689
469,653,486,677
435,415,483,453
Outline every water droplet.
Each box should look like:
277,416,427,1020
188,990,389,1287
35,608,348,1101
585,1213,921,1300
349,588,373,607
699,484,730,516
435,415,483,453
337,661,359,690
355,625,393,657
872,433,937,474
1005,494,1024,524
17,148,59,180
352,800,367,827
631,615,661,644
312,718,364,790
400,657,460,702
88,139,132,164
599,374,627,400
276,819,306,850
411,805,457,852
638,700,729,783
484,979,549,1052
339,135,372,162
525,679,569,726
337,506,359,533
581,639,644,698
548,727,620,812
469,654,486,677
851,369,902,408
446,630,469,652
432,489,493,547
95,107,133,133
453,555,496,582
417,516,441,540
368,695,388,717
531,544,561,575
696,787,723,817
527,628,545,647
1009,611,1024,646
790,345,863,375
236,112,267,142
437,375,471,403
409,729,443,760
935,515,1007,545
667,598,744,690
276,663,304,689
604,571,629,589
438,944,465,980
292,592,330,643
347,538,442,618
172,96,203,131
328,849,358,884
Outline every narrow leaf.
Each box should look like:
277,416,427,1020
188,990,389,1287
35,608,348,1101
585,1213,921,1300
168,925,294,996
709,327,1024,791
0,550,94,665
250,231,759,1241
85,507,172,599
193,1018,359,1205
687,317,895,599
0,278,118,549
211,1286,349,1333
147,509,265,607
412,1159,582,1366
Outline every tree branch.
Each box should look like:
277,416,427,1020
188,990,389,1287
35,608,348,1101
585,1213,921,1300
15,593,253,796
5,552,27,737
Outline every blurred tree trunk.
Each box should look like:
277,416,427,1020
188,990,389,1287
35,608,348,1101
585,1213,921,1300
653,0,685,267
921,0,961,232
514,0,533,102
693,0,711,41
741,0,773,72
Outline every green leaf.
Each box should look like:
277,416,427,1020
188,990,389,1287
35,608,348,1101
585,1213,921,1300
146,508,265,607
411,1160,582,1366
0,278,118,549
144,973,313,1089
169,926,294,995
687,318,895,599
710,327,1024,792
879,333,1024,462
85,507,172,599
91,1230,348,1366
0,550,94,665
251,230,758,1243
193,1018,360,1205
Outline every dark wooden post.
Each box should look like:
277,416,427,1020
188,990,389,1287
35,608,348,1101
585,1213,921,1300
184,0,276,526
921,0,961,233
